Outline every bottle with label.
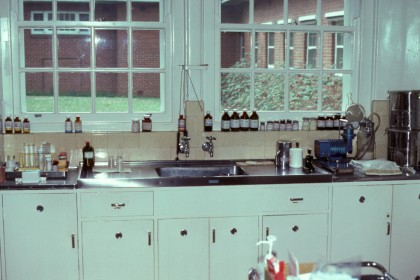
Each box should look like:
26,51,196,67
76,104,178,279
5,115,13,134
82,141,94,177
303,148,315,173
65,115,73,133
333,113,341,130
178,114,186,132
132,118,140,133
204,111,213,132
249,110,259,131
317,115,326,130
325,115,334,130
74,116,82,133
221,109,231,132
142,114,152,132
230,109,240,132
240,109,250,131
23,116,30,133
13,116,22,133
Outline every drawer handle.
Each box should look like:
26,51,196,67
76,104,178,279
148,231,152,246
115,232,123,239
292,225,299,232
359,196,366,203
36,205,44,212
111,203,126,209
71,234,76,249
290,197,304,203
180,229,188,236
230,228,238,235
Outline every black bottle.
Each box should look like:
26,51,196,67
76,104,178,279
303,148,315,173
82,141,95,177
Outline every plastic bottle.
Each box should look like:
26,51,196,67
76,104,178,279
13,116,22,133
74,116,82,133
249,110,259,131
204,111,213,132
23,116,30,133
230,109,240,132
221,109,231,132
178,114,186,132
65,115,73,133
240,109,250,131
142,114,152,132
5,115,12,134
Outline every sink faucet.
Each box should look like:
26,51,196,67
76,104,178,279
202,136,216,157
177,131,191,158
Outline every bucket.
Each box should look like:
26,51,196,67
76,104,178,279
388,90,420,130
387,128,419,167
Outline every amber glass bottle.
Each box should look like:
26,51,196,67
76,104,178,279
249,110,259,131
240,109,250,131
204,111,213,132
13,116,22,133
221,109,231,132
23,117,30,133
5,115,13,134
230,109,240,132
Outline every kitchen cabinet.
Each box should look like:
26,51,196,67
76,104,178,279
2,193,79,280
81,219,154,280
79,191,154,280
158,216,258,280
263,214,329,263
390,183,420,280
330,184,392,267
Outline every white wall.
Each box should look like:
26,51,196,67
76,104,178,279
372,0,420,100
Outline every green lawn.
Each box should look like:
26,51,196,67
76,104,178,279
26,96,161,113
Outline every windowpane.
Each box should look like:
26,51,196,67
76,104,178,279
289,74,318,111
255,31,284,69
133,73,162,112
58,31,91,68
25,72,54,113
22,28,52,68
322,73,350,111
24,1,52,21
221,0,249,24
132,1,160,22
221,31,250,68
96,72,128,113
95,0,126,21
95,29,128,68
322,0,344,26
254,0,284,24
57,1,90,21
255,73,284,111
221,73,250,109
323,32,351,70
132,30,162,68
59,72,91,112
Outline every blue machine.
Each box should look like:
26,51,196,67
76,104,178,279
315,125,355,162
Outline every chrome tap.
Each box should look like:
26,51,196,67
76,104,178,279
202,136,216,157
178,134,191,158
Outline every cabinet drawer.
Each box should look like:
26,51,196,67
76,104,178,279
262,185,329,212
80,191,153,218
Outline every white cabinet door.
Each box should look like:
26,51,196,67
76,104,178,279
3,193,79,280
210,216,259,280
263,214,329,263
330,185,392,267
82,219,154,280
390,184,420,280
158,218,209,280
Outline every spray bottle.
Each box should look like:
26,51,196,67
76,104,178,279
256,235,285,280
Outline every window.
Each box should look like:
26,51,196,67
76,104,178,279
219,0,353,119
9,0,172,131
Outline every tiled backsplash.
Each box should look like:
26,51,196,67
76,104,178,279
0,100,390,166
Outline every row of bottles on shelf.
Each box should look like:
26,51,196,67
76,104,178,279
1,115,31,134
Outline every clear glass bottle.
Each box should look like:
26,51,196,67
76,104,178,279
65,115,73,133
302,117,310,131
240,109,250,131
74,116,82,133
142,114,152,132
249,110,259,131
221,109,231,132
131,118,140,133
204,111,213,132
230,109,240,132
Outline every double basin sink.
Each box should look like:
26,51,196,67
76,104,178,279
77,160,333,188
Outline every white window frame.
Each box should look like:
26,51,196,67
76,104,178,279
4,0,176,132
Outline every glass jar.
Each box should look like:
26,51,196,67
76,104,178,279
302,117,310,131
142,114,152,132
132,118,140,133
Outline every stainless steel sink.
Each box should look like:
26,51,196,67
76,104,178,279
156,164,248,177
